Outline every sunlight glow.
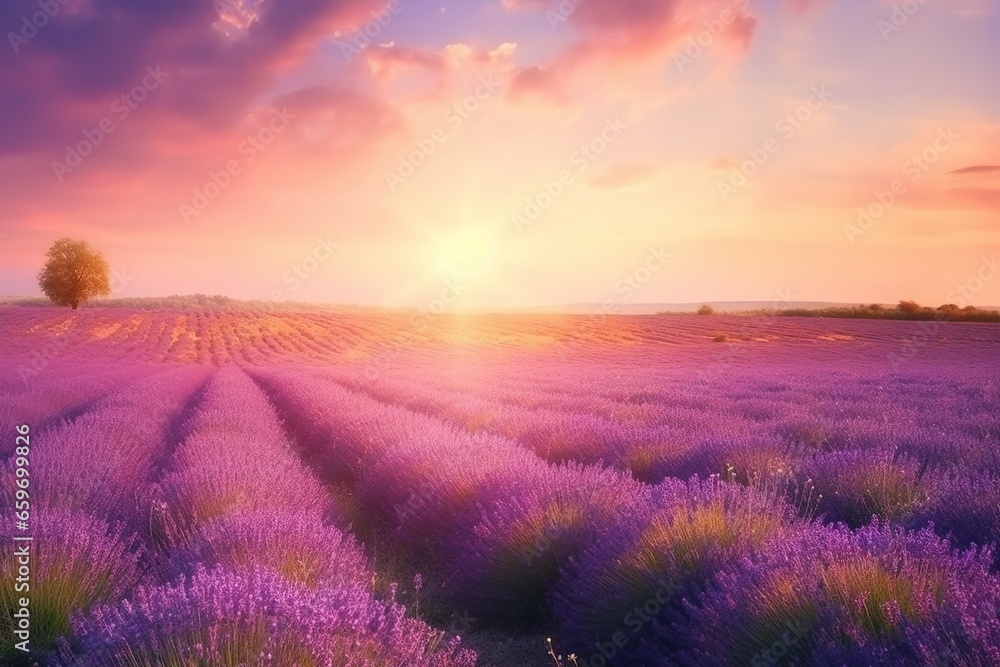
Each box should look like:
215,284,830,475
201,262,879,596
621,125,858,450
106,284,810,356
427,227,499,282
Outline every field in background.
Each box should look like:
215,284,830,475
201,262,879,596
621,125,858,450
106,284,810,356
2,306,999,666
4,304,1000,367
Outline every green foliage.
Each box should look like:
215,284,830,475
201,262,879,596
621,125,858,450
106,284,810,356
752,304,1000,323
697,305,716,316
36,238,111,309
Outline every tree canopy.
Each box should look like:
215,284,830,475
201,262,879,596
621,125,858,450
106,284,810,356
37,238,111,309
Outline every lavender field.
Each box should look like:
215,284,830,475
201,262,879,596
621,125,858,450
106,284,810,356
2,306,1000,666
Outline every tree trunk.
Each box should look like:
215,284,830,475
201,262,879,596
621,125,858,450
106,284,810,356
71,301,78,310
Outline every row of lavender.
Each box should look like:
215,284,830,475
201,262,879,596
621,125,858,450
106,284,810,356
1,366,475,665
251,366,1000,665
0,366,209,663
0,361,172,457
299,361,1000,567
329,360,1000,478
326,365,1000,470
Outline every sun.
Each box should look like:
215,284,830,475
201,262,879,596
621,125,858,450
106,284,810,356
427,227,498,282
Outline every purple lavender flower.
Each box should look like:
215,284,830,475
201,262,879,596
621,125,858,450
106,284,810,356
552,476,798,664
357,436,543,564
803,448,931,528
61,566,476,667
147,368,337,545
447,463,652,627
165,509,372,589
907,470,1000,569
2,368,209,520
0,509,143,661
674,522,1000,666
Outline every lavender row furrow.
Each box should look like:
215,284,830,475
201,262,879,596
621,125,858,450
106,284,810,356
0,366,212,662
58,366,475,667
252,365,1000,665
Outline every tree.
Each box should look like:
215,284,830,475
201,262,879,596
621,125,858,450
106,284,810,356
937,303,961,315
697,305,715,315
896,300,921,314
37,238,111,309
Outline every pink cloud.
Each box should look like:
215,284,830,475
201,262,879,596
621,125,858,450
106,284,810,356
709,157,740,171
0,0,389,157
940,188,1000,209
506,65,571,108
499,0,760,110
363,42,517,105
587,162,665,189
948,165,1000,175
365,44,449,82
503,0,759,70
784,0,830,16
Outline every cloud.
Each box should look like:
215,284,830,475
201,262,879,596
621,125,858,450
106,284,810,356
503,0,759,69
0,0,387,156
708,157,740,171
506,65,571,108
271,83,407,154
587,162,664,189
0,0,431,243
365,41,518,103
784,0,830,15
951,0,997,18
500,0,760,110
365,43,449,81
941,188,1000,209
947,165,1000,175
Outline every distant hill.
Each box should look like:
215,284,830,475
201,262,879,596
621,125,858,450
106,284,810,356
0,295,376,312
525,302,1000,315
528,301,886,315
2,296,997,315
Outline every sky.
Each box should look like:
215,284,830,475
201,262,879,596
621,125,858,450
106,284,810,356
0,0,998,309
